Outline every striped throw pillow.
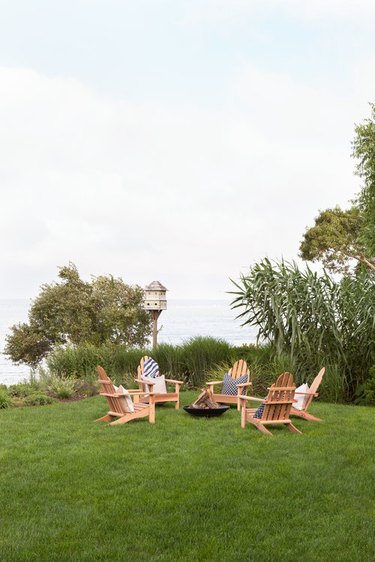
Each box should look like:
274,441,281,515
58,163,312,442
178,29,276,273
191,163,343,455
221,373,248,395
143,358,160,378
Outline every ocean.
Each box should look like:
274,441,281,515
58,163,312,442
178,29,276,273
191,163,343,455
0,298,257,386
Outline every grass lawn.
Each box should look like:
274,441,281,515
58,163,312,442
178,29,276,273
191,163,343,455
1,392,374,562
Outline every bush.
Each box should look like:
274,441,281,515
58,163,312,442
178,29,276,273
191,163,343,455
49,377,75,399
179,337,234,387
46,337,235,388
0,388,13,409
8,382,41,398
74,380,99,397
364,366,375,404
23,393,55,407
39,335,372,403
45,342,137,382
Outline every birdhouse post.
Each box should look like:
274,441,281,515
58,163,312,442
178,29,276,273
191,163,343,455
143,281,167,349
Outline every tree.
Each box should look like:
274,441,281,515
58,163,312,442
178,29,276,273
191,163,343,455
300,104,375,274
5,264,152,366
352,102,375,256
299,206,374,274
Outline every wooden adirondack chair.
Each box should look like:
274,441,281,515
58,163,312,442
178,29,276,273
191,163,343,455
206,359,251,410
96,366,155,425
239,372,302,436
291,368,325,421
135,356,183,409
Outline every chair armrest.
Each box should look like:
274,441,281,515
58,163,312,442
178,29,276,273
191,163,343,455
103,390,153,398
165,378,184,385
206,381,223,386
237,382,252,388
295,391,319,397
129,390,155,397
239,395,266,403
135,378,155,386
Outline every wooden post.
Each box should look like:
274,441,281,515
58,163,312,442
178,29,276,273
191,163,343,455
151,310,161,349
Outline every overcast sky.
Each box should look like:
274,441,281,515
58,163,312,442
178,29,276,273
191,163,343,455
1,0,375,300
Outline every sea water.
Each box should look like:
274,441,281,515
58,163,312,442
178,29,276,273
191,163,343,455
0,299,257,385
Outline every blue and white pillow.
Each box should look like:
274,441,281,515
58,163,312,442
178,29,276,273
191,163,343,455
221,373,248,395
143,358,160,378
253,403,265,419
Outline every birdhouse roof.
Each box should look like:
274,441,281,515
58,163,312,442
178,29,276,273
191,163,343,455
145,280,168,291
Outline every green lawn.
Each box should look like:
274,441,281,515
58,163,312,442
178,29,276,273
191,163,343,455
1,393,374,562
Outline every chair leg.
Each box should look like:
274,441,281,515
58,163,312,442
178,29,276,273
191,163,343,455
95,414,113,423
292,409,322,422
303,411,322,422
256,423,273,436
288,423,302,434
149,400,155,424
149,406,155,424
109,415,130,426
175,396,180,410
241,406,246,429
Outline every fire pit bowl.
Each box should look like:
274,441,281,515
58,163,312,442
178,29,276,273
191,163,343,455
183,405,230,417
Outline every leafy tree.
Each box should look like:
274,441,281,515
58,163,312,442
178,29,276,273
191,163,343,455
352,102,375,256
299,206,374,273
5,264,152,366
300,104,375,274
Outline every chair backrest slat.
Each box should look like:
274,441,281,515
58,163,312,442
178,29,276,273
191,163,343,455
229,359,249,379
138,356,151,377
97,365,127,415
303,367,325,410
262,373,295,421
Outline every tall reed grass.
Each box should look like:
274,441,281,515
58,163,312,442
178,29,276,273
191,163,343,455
45,336,341,401
46,337,235,388
231,259,375,402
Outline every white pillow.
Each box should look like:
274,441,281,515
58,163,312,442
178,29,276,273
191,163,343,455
294,383,309,410
142,374,167,394
116,385,135,413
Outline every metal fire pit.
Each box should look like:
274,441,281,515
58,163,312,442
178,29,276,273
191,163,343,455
183,405,230,418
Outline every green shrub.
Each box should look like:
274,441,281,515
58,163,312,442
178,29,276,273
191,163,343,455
364,366,375,404
0,388,13,409
178,337,234,387
46,337,234,388
49,376,75,399
8,382,41,398
23,393,55,407
40,334,370,403
74,379,99,397
152,343,184,380
46,343,105,379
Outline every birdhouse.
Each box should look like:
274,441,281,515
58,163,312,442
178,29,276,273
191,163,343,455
144,281,167,311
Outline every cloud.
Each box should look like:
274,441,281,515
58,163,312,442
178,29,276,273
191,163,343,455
179,0,375,25
0,62,373,298
275,0,375,22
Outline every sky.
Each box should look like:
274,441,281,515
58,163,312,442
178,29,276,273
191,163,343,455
1,0,375,300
